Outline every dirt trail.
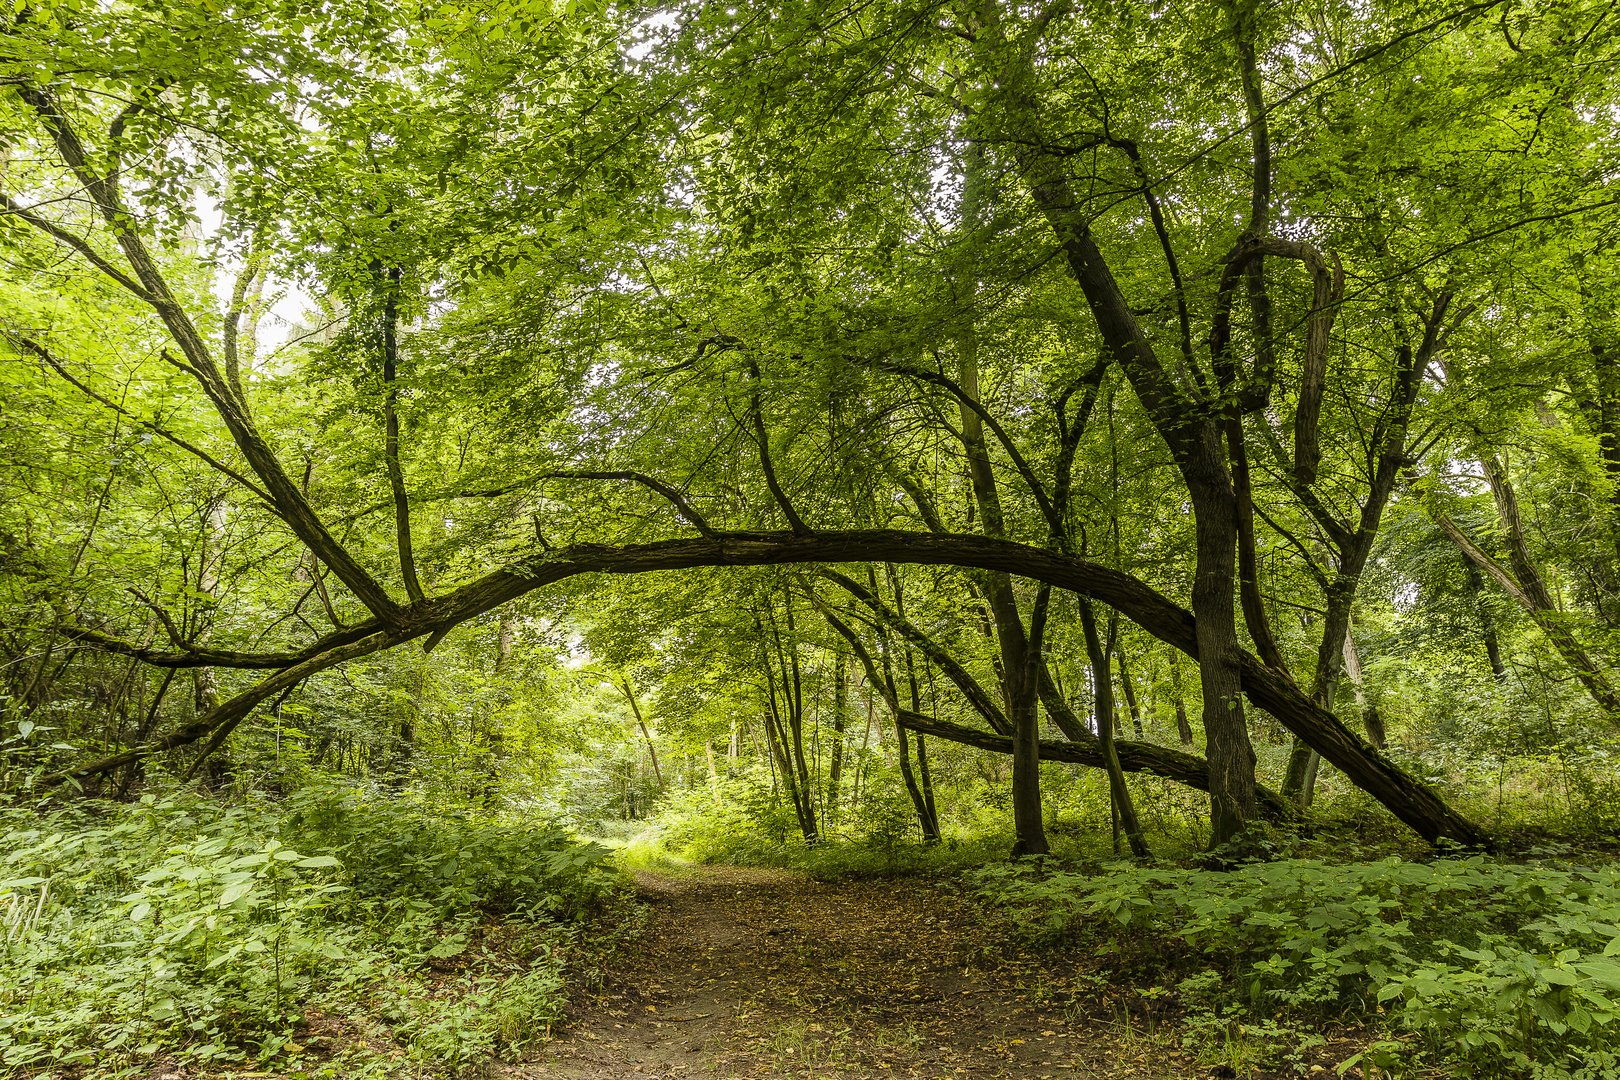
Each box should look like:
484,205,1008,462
521,865,1191,1079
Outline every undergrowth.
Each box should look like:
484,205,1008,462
619,770,1100,880
973,854,1620,1078
0,783,626,1078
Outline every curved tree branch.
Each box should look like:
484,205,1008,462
542,470,718,537
55,526,1487,847
11,334,277,508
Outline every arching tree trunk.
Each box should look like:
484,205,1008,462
55,529,1490,849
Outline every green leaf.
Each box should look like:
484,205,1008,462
219,882,254,907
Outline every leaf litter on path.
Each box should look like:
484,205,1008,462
517,865,1196,1080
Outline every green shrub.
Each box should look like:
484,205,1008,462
281,782,621,920
972,855,1620,1078
638,772,802,865
0,784,624,1077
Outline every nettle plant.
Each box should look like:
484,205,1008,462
973,856,1620,1077
0,787,622,1073
0,797,351,1069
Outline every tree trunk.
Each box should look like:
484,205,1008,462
1115,645,1145,739
1434,501,1620,719
1187,454,1260,848
618,674,663,793
890,566,941,840
828,650,848,816
761,625,816,843
828,594,940,843
953,140,1045,857
1081,601,1149,857
1463,562,1508,679
916,731,939,841
1170,656,1195,745
1342,630,1385,749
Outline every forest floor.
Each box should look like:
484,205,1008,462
518,865,1229,1080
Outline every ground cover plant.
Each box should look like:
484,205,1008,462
973,854,1620,1078
0,786,623,1077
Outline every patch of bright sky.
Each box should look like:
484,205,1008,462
198,188,315,365
625,8,680,64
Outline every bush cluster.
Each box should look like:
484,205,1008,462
0,784,622,1077
973,855,1620,1078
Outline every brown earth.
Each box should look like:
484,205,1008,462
515,865,1207,1080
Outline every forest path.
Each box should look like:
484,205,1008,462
519,864,1188,1080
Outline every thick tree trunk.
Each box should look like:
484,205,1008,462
1187,455,1260,848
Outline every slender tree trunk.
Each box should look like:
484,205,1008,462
1115,646,1145,739
1463,562,1508,679
473,611,516,806
1434,502,1620,718
915,732,938,840
828,651,847,817
617,674,663,793
763,603,818,842
854,581,940,843
780,599,817,841
1170,656,1195,745
1342,630,1385,749
379,265,424,604
854,680,875,808
952,140,1046,857
1081,601,1149,857
890,566,941,840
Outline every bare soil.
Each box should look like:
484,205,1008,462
516,865,1201,1080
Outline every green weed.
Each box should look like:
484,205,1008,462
972,855,1620,1078
0,783,625,1076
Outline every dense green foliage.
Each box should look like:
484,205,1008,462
0,787,621,1076
3,0,1620,1072
976,855,1620,1077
